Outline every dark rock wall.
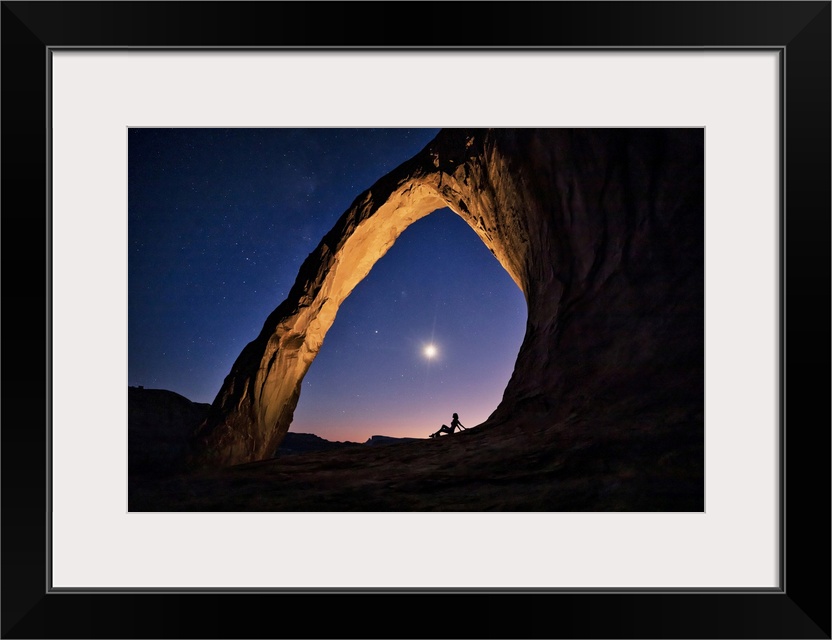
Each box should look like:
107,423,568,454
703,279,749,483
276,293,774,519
129,387,210,474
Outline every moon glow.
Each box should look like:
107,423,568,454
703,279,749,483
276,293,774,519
423,344,438,359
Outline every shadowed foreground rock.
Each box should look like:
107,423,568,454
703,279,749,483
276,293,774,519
131,397,703,511
186,128,703,471
129,387,210,475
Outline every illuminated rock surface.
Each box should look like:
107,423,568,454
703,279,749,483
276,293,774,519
185,128,704,474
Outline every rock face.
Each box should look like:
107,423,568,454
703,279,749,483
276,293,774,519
273,432,359,457
129,387,210,475
187,129,703,469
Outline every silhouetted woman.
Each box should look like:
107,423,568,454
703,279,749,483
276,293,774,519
429,413,465,438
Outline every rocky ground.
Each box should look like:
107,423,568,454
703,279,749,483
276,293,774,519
128,390,703,512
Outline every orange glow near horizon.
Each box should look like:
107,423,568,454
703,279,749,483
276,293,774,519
289,401,493,444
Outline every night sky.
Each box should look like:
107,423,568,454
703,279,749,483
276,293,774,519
129,129,527,443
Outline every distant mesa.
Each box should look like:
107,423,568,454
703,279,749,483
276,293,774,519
128,386,209,475
272,433,418,456
364,435,420,447
186,128,704,469
272,432,359,457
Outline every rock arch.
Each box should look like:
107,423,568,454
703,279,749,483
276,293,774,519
187,128,704,469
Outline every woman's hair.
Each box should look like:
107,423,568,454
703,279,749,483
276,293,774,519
453,413,458,419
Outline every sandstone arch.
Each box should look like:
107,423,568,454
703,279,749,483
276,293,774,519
187,128,704,469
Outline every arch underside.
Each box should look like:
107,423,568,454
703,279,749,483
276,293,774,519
188,128,704,469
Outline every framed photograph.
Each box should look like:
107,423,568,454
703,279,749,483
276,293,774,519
3,2,829,638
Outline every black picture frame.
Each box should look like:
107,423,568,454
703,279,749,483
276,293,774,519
2,2,829,638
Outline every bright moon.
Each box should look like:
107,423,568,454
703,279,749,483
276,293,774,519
423,344,438,359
